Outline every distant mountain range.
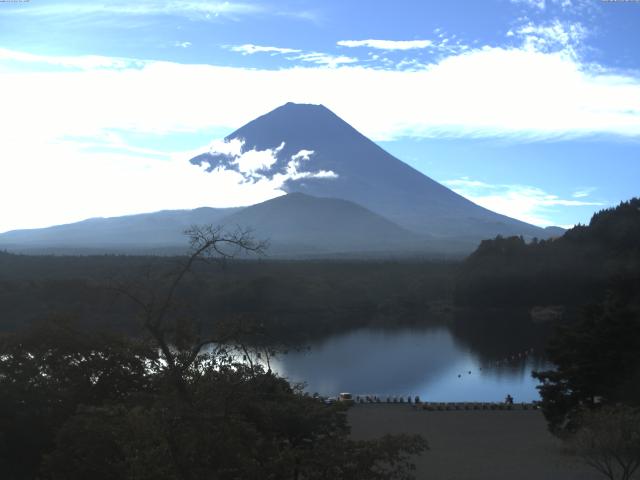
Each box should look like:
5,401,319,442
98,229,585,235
0,103,563,257
0,207,239,254
0,194,431,257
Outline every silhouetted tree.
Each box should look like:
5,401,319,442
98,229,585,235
533,288,640,435
112,224,267,401
0,317,157,480
1,225,428,480
456,198,640,308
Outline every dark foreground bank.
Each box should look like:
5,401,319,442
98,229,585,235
348,405,600,480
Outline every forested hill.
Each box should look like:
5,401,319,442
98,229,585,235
455,198,640,308
563,197,640,254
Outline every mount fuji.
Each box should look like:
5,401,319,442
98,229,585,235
0,103,560,256
191,102,555,242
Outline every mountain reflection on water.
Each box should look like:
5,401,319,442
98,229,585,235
270,312,552,402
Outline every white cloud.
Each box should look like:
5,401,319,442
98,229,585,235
175,41,192,48
6,1,323,25
231,142,284,175
511,20,588,57
0,47,143,70
0,141,284,233
509,0,577,10
306,170,338,179
444,177,604,226
290,150,314,162
572,187,597,198
291,52,358,68
208,138,244,157
510,0,546,10
337,39,433,51
6,1,265,19
394,58,426,71
1,44,639,230
445,179,493,189
228,44,302,55
205,141,338,182
0,139,337,233
226,44,357,68
281,149,338,180
1,45,639,143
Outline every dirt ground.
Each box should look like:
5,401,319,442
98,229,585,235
348,404,602,480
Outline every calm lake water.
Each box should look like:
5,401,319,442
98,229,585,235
270,326,549,402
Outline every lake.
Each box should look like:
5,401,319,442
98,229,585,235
270,326,549,402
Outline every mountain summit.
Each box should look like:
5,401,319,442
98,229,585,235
191,102,551,244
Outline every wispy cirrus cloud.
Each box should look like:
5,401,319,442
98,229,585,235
225,43,357,67
509,0,578,11
337,39,433,50
4,0,325,26
292,52,358,67
228,44,302,55
4,1,265,19
510,0,546,10
508,19,588,57
444,177,604,226
338,36,472,68
572,187,597,198
0,47,145,70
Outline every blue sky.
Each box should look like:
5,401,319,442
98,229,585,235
0,0,639,232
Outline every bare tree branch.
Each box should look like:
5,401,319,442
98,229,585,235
569,406,640,480
112,224,267,400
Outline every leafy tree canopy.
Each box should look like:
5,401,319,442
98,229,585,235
533,279,640,435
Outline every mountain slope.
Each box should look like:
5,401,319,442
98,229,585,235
221,192,427,255
192,102,554,244
0,207,240,252
0,194,434,257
